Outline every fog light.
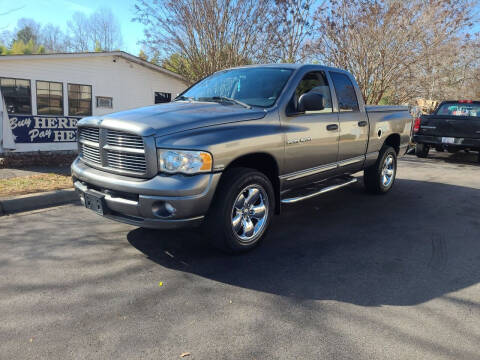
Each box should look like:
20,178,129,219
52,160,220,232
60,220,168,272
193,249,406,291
152,201,176,218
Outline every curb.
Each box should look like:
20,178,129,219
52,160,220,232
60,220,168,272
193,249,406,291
0,189,79,216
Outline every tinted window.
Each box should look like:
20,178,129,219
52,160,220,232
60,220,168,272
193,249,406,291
155,92,171,104
0,78,32,114
37,81,63,115
68,84,92,116
288,71,333,114
330,72,359,112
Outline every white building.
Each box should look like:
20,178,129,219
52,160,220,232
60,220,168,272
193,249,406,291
0,51,187,154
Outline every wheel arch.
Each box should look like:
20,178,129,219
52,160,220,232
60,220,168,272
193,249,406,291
384,133,401,154
221,152,281,214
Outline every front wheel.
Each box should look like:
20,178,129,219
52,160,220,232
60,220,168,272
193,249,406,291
203,168,275,253
364,146,397,194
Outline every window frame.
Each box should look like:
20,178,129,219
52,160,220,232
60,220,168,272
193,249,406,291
287,70,334,116
36,80,64,116
0,77,33,115
68,83,92,117
329,72,360,113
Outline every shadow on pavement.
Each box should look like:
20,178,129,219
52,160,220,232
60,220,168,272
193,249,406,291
128,177,480,307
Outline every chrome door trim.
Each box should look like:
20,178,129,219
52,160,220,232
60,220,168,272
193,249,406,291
337,155,365,167
280,162,338,182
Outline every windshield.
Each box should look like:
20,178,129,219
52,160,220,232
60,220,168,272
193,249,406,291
436,102,480,117
177,68,294,108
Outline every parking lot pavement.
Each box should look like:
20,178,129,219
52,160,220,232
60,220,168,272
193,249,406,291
1,153,479,360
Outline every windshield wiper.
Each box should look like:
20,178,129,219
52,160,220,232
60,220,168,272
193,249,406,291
203,96,252,109
174,95,195,102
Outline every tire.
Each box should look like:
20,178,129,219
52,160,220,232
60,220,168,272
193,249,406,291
364,146,397,194
415,143,429,158
435,146,444,152
447,147,458,154
203,167,275,253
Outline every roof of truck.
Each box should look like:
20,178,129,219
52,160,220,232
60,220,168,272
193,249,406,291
225,63,350,73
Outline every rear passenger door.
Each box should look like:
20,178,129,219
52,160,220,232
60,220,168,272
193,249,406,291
330,72,369,170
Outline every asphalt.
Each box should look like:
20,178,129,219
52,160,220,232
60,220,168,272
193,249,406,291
1,152,479,359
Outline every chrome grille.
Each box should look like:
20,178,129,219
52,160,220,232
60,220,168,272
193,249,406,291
78,127,100,143
80,143,101,165
106,152,147,173
78,126,148,176
107,130,144,149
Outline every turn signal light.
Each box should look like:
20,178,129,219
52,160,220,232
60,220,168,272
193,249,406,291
413,118,421,133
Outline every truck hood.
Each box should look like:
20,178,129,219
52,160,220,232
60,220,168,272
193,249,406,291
78,102,267,137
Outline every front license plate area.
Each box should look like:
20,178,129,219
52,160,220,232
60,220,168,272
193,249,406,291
442,137,455,144
84,191,106,215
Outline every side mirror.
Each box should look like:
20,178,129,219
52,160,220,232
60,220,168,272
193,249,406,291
298,92,325,112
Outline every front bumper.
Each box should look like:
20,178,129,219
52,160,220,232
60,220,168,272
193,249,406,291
71,158,222,229
413,135,480,149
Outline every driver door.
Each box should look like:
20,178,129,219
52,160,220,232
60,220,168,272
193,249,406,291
281,71,340,186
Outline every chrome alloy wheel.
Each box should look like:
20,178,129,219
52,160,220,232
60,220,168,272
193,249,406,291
231,185,269,243
381,154,395,187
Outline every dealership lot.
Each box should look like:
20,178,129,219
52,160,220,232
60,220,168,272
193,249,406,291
1,152,479,360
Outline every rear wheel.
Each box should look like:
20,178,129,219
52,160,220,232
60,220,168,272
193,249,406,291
415,143,430,158
203,167,275,253
364,146,397,194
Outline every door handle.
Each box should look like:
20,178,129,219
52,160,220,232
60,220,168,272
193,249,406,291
358,120,368,127
326,124,338,131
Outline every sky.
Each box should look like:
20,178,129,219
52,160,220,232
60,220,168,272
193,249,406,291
0,0,144,54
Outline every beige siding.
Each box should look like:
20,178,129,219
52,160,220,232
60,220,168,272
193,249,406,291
0,55,187,152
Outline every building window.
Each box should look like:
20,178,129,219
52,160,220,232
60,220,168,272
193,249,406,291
37,80,64,115
96,96,113,109
68,84,92,116
155,92,171,104
0,77,32,114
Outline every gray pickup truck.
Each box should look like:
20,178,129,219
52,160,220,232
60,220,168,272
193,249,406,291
72,64,412,252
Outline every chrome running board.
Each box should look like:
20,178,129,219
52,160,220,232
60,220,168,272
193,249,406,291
281,177,358,204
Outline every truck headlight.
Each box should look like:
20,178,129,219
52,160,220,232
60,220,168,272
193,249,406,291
157,149,212,174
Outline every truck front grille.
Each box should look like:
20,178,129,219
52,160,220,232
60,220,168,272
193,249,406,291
78,127,100,143
106,151,147,173
80,143,101,165
106,130,144,149
78,127,148,177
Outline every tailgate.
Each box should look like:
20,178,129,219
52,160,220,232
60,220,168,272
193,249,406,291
419,115,480,139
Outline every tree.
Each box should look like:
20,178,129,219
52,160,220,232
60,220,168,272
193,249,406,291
41,24,69,52
134,0,270,83
67,8,122,52
312,0,476,104
67,12,90,52
138,49,147,60
262,0,317,63
89,8,123,51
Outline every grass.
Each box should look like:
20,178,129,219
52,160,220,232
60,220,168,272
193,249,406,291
0,174,73,197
